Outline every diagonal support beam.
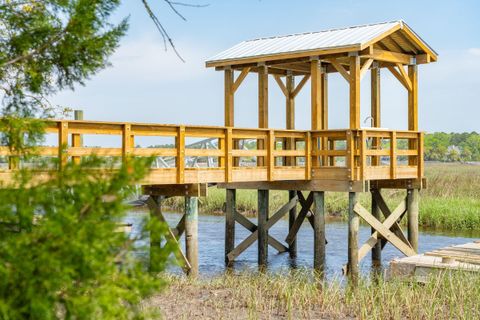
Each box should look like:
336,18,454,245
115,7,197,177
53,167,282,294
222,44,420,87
359,58,374,80
146,196,191,272
292,74,310,98
232,67,251,92
387,64,412,91
171,214,185,240
273,75,288,97
285,192,313,245
234,210,288,253
354,202,416,257
329,58,351,82
227,195,298,262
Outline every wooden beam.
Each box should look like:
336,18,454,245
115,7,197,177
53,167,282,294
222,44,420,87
258,65,269,128
311,59,322,131
329,58,351,82
217,179,367,192
371,66,381,166
143,184,207,197
292,74,310,98
72,110,83,164
321,72,328,130
258,189,268,266
232,67,250,93
224,69,234,126
407,188,419,253
58,121,68,169
387,64,412,91
288,190,297,258
364,49,413,65
348,192,359,282
360,58,374,80
273,74,288,97
349,55,361,129
176,126,185,184
285,192,313,245
371,191,382,265
408,65,418,131
354,202,416,257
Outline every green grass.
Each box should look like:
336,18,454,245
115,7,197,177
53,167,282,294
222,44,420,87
148,270,480,319
162,163,480,231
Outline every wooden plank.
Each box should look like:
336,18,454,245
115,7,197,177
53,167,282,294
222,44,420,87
364,49,412,65
354,202,416,257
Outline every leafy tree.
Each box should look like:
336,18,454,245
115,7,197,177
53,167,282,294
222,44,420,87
0,1,175,318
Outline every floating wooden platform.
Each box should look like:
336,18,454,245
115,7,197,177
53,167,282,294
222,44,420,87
387,241,480,281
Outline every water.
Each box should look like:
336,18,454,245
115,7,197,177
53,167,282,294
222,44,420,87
125,209,479,279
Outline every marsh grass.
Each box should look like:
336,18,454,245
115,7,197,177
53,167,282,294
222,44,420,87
148,270,480,319
162,163,480,231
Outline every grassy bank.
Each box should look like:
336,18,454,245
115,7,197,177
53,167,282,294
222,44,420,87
146,271,480,319
162,163,480,231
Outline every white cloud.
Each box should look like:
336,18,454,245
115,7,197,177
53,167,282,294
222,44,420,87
468,48,480,56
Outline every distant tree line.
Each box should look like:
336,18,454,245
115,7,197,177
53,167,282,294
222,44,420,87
425,132,480,162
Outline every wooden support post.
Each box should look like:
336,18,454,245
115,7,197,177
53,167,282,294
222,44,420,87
285,72,295,166
258,65,268,167
371,190,382,265
348,192,359,282
72,110,83,165
321,71,328,165
311,59,321,167
176,126,185,184
58,121,68,169
258,189,269,267
225,68,234,127
185,196,199,278
149,195,163,273
408,64,418,166
288,190,297,258
313,191,326,272
371,66,381,166
349,55,361,129
225,189,236,265
407,188,419,253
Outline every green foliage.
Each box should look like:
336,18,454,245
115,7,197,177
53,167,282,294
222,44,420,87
0,157,171,319
0,1,175,318
0,0,127,117
425,132,480,162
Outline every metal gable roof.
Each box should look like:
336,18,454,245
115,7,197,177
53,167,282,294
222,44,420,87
206,21,435,66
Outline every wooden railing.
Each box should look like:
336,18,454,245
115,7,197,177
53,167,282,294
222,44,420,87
0,119,423,185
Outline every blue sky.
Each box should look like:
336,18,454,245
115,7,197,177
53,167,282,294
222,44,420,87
52,0,480,133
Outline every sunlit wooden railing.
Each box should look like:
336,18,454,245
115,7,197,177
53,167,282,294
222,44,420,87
0,119,424,185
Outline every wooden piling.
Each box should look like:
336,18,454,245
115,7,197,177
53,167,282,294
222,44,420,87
225,189,236,264
185,196,199,278
407,188,419,253
288,190,297,258
313,191,326,272
371,190,382,265
149,196,163,273
348,192,359,282
258,189,269,267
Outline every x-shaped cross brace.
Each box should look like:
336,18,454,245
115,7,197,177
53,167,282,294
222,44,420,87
356,191,415,263
226,195,298,263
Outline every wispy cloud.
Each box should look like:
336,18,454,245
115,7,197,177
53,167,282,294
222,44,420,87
468,48,480,56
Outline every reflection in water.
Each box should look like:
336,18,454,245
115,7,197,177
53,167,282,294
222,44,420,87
125,209,478,280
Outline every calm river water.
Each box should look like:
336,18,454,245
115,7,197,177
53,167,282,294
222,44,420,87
125,209,479,279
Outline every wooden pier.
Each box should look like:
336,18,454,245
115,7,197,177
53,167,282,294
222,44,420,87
0,21,438,280
387,241,480,281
